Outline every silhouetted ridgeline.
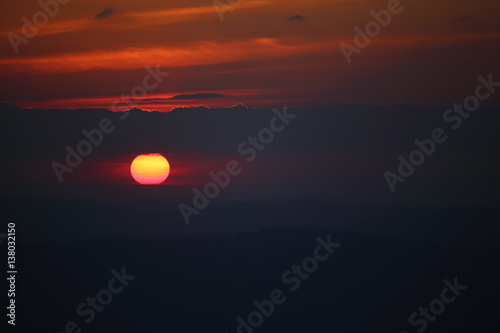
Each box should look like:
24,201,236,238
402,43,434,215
2,102,500,158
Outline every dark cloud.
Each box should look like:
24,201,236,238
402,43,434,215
452,15,474,23
170,93,228,100
288,15,305,22
95,8,116,20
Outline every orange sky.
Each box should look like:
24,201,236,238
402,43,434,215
1,0,499,110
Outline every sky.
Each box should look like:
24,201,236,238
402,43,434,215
1,0,499,235
2,3,500,332
1,0,500,110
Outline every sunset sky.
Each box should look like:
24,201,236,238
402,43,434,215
2,3,500,332
1,0,499,111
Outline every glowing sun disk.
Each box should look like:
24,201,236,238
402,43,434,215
130,154,170,185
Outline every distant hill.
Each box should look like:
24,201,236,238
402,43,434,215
5,227,499,332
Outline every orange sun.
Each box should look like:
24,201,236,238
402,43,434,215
130,153,170,185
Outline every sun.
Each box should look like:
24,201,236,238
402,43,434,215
130,153,170,185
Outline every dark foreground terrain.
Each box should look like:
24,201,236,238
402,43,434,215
4,227,499,333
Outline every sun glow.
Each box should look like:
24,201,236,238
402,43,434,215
130,154,170,185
